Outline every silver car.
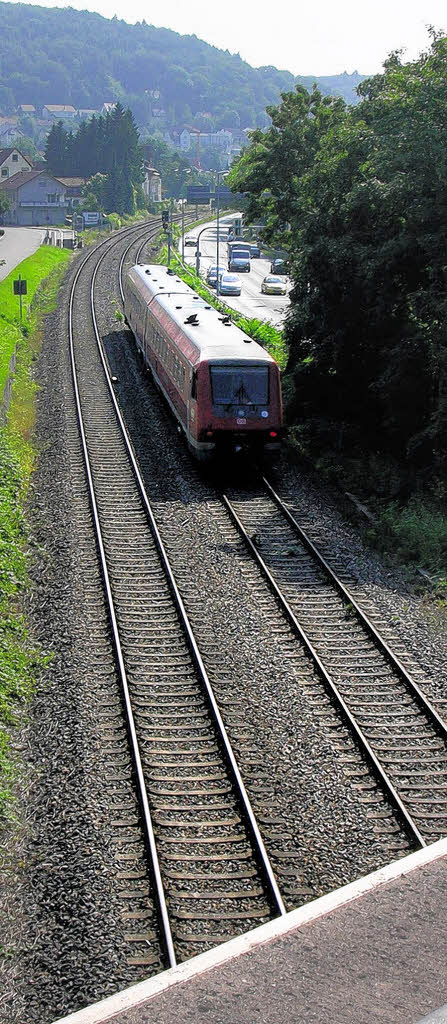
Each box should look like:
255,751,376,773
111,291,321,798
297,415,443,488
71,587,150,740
217,272,242,296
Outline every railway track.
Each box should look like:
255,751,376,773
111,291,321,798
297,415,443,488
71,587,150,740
63,217,444,981
68,217,287,972
221,477,447,848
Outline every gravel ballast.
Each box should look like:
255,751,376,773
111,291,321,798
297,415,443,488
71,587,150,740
1,242,446,1023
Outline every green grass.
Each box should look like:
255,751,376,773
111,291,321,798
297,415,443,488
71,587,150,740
0,246,70,331
0,245,71,820
0,321,21,402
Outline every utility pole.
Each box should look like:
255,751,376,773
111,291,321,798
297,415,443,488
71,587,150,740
181,200,185,262
215,170,228,296
168,196,174,267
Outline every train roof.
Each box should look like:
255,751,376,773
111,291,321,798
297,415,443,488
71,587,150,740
127,264,276,365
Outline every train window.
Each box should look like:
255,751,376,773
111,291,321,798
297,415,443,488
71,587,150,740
210,365,269,406
191,370,197,399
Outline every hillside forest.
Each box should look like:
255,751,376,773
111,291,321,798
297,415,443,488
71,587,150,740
229,32,447,513
0,1,363,130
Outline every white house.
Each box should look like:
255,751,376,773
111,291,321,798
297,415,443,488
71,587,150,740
42,105,77,120
0,122,23,146
0,169,67,225
0,148,33,180
142,165,161,203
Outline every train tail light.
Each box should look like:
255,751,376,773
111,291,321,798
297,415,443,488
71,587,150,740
206,430,214,438
269,431,277,438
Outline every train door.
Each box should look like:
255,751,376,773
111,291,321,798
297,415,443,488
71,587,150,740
187,367,198,442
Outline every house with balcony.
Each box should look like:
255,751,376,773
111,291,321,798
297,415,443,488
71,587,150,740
0,169,67,225
0,148,33,180
58,177,86,207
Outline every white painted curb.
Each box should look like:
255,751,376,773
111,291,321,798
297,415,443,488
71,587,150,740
52,836,447,1024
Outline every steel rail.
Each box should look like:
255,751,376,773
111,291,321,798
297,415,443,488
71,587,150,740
68,217,178,969
87,243,287,919
262,476,447,740
118,210,192,304
221,492,427,850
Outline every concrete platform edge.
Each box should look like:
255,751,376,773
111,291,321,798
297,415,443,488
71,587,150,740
52,837,447,1024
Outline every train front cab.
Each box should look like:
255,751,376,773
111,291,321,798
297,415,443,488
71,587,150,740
187,358,282,462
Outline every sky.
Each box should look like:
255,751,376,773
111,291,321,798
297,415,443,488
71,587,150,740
5,0,446,75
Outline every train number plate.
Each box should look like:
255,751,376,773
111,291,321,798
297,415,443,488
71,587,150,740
236,418,247,425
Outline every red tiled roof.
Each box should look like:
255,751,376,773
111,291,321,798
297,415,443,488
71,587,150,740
0,169,64,190
43,104,76,112
58,177,86,186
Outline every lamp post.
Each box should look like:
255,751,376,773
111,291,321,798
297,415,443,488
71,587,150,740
215,169,228,296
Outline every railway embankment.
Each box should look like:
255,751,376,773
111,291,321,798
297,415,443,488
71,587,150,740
0,245,71,819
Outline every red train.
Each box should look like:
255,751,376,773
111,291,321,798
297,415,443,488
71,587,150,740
123,264,283,461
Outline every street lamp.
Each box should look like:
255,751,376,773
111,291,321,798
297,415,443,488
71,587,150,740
215,170,228,295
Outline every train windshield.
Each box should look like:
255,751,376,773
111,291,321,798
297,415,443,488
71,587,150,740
210,364,269,406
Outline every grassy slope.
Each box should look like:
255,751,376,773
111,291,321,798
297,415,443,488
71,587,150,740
0,245,71,819
0,247,71,396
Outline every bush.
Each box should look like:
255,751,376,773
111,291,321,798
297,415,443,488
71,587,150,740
371,500,447,574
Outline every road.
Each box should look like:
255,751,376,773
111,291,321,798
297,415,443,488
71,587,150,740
0,226,46,282
181,219,290,328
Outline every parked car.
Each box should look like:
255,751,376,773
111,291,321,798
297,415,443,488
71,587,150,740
206,265,225,287
184,237,197,247
217,272,242,296
261,275,288,296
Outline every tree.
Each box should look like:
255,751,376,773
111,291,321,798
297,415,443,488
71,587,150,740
0,192,10,219
229,34,447,490
44,121,69,175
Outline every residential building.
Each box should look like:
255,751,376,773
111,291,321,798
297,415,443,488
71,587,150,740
58,177,86,206
18,104,36,116
0,148,33,180
142,165,161,203
77,109,98,120
0,120,23,146
42,104,77,120
101,103,117,116
0,169,67,225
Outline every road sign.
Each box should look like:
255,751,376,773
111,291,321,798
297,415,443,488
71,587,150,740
187,186,210,204
214,185,234,200
14,275,27,322
82,211,100,226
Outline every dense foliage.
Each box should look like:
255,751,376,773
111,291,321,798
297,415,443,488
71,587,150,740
229,34,447,496
0,1,363,128
45,104,143,214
